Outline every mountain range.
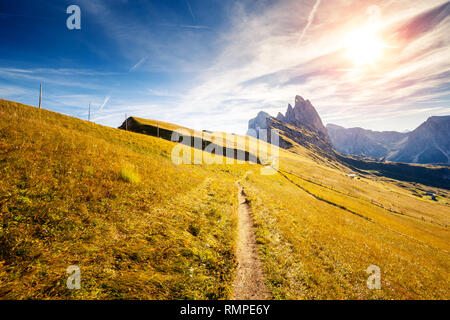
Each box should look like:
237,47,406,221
327,116,450,164
248,96,450,165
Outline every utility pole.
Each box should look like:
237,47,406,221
157,123,159,138
88,102,91,121
125,113,128,131
39,84,42,109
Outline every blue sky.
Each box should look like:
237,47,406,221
1,0,449,134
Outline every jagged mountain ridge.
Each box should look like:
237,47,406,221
246,96,450,188
327,116,450,164
247,95,449,165
276,95,329,140
326,124,406,159
388,116,450,164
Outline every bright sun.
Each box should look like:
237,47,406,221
344,29,385,66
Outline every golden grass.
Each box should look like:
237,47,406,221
119,165,141,184
132,116,276,165
0,99,448,300
241,153,449,299
133,117,192,133
0,99,253,299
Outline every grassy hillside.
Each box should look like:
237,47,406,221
0,99,449,299
0,99,253,299
242,153,449,299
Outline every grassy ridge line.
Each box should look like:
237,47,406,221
0,99,255,299
125,116,284,166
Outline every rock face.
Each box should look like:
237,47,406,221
277,96,329,140
327,115,450,164
248,111,271,131
269,118,336,160
326,124,406,159
247,111,273,138
387,116,450,164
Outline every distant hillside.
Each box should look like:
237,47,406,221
387,116,450,164
326,124,406,159
327,116,450,164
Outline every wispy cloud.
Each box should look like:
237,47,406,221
0,84,32,98
0,67,113,90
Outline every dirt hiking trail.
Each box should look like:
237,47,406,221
232,172,270,300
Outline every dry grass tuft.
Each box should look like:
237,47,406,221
119,165,141,184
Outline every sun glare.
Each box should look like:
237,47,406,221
344,29,385,66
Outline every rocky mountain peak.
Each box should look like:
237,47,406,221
248,111,271,131
278,96,329,139
247,95,329,139
276,112,285,122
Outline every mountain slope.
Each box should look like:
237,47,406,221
0,99,252,299
267,118,337,164
120,116,264,164
248,96,449,188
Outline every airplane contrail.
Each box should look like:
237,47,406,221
185,0,195,21
157,23,209,29
297,0,321,46
129,57,147,72
100,96,110,110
